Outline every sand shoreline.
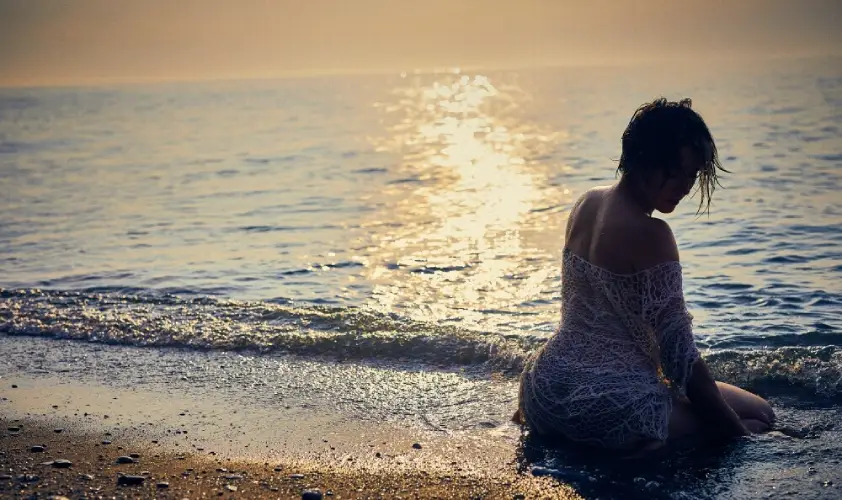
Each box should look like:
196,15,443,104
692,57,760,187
1,418,577,499
0,372,577,499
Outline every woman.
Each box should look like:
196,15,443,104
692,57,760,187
516,98,775,451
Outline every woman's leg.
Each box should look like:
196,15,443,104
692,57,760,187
669,382,775,439
715,381,775,430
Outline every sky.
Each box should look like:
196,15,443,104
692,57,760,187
1,0,840,87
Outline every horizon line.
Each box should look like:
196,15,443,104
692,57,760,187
1,51,839,91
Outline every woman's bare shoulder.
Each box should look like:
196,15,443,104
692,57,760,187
632,217,681,269
567,185,681,272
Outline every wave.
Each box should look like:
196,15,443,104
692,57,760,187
1,288,840,397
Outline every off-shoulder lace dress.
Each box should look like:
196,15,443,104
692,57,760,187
518,248,700,449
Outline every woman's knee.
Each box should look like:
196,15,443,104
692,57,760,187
716,381,775,425
742,418,771,434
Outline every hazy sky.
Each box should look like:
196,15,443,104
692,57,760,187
1,0,840,86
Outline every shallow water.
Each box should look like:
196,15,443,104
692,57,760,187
2,57,841,498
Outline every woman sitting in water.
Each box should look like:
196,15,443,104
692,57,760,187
515,98,775,451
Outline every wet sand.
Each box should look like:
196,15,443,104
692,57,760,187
0,376,578,499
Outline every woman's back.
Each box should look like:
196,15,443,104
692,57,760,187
564,186,679,276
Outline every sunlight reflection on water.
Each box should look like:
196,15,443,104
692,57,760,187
366,73,568,327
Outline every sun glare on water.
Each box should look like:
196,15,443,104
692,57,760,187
364,72,565,328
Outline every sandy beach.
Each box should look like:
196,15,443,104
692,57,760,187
0,372,576,499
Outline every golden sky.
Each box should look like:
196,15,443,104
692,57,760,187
1,0,840,86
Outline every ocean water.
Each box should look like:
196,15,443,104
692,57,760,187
2,57,841,498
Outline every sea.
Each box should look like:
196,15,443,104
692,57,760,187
1,56,841,499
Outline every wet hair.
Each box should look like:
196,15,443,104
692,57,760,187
617,97,726,214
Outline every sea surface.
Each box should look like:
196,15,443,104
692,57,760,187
1,57,841,498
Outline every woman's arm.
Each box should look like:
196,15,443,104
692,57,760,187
640,219,748,438
685,358,750,437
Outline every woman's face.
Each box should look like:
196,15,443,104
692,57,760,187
645,148,703,214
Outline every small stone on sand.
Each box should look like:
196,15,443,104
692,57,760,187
52,459,73,468
302,489,323,500
412,443,422,449
53,428,63,433
30,445,46,452
129,453,141,458
117,474,146,486
80,474,94,481
157,481,170,488
116,456,136,464
225,484,238,492
102,440,111,445
289,473,305,479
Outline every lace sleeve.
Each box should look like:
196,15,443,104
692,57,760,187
644,264,701,396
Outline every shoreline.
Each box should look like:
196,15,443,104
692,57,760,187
1,418,570,499
3,337,840,499
0,370,577,499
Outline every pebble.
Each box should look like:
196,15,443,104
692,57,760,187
116,456,136,464
325,491,334,497
47,496,70,500
302,489,323,500
80,474,94,481
513,494,526,500
7,426,20,433
225,484,238,492
53,428,63,433
157,481,170,489
117,474,146,486
412,443,423,449
129,453,141,458
11,384,17,388
289,473,305,479
824,481,834,487
30,445,46,453
52,459,73,468
102,440,111,445
224,474,244,480
375,452,381,458
19,474,40,482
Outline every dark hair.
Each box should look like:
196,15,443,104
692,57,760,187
617,97,726,214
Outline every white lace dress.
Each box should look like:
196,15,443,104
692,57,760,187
518,248,701,449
